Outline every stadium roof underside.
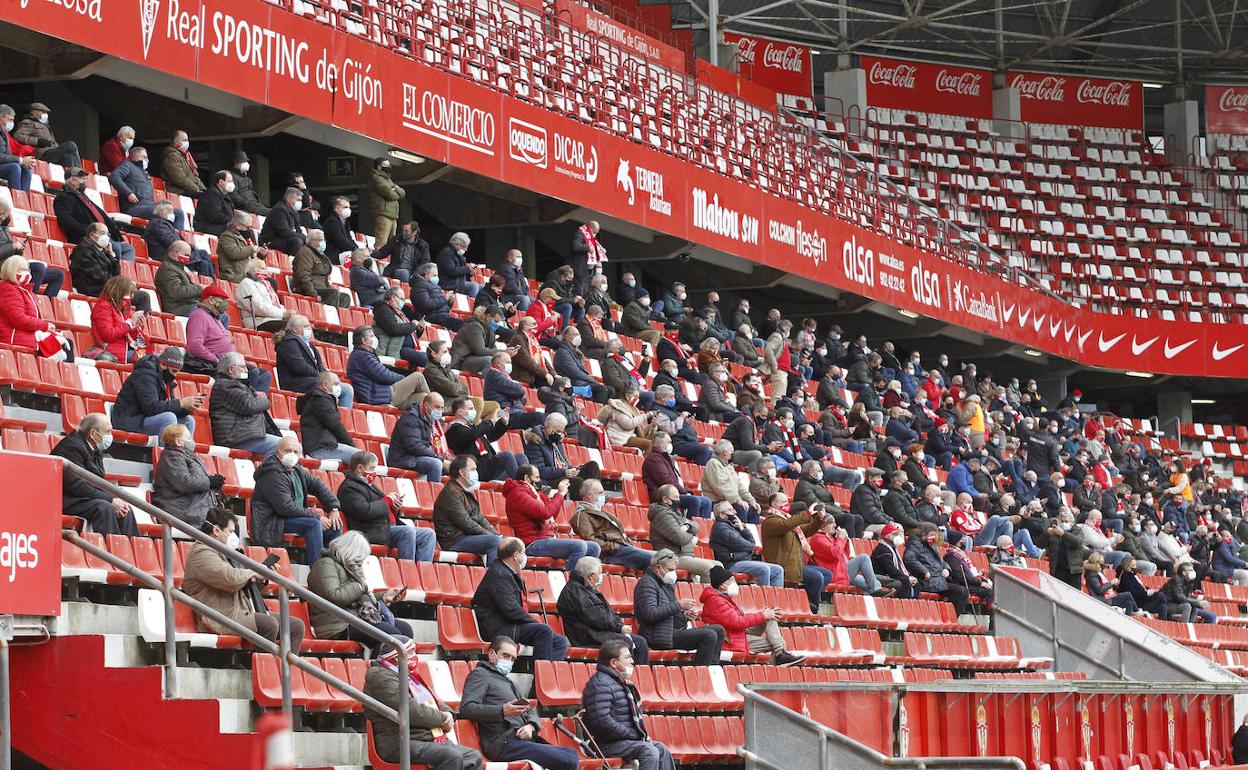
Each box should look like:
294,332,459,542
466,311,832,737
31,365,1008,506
679,0,1248,85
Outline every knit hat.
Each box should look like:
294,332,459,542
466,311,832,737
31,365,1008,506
157,346,185,367
934,418,948,428
708,565,733,589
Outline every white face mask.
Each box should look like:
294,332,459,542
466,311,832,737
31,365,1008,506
94,234,110,249
513,256,523,267
516,554,527,570
292,200,303,212
2,121,13,133
724,582,740,596
465,408,477,422
340,207,352,219
38,113,49,125
120,138,134,150
165,211,177,223
330,384,342,398
439,353,451,367
225,532,241,550
280,452,300,469
619,664,635,679
179,140,190,150
224,181,236,194
503,363,513,374
238,162,251,174
662,570,677,585
302,327,314,340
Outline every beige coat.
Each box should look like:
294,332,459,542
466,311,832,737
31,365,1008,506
182,544,259,634
599,398,650,448
702,457,750,505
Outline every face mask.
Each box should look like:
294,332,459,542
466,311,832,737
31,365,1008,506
179,139,189,150
280,452,299,469
1060,522,1072,531
662,570,677,585
238,162,251,174
223,181,236,194
2,121,13,133
96,432,114,452
315,241,326,253
513,256,523,267
225,532,241,550
94,235,110,249
429,275,440,286
136,158,149,171
330,384,342,398
716,372,729,383
596,493,607,508
165,211,177,223
569,336,582,347
766,468,777,479
619,664,635,679
429,409,443,422
38,113,49,125
381,164,391,173
639,297,650,307
594,573,604,587
890,449,902,459
292,200,303,212
925,536,938,544
784,419,795,430
15,272,31,287
363,471,378,484
892,535,905,546
466,470,480,489
435,352,451,368
724,582,740,596
625,279,636,287
494,658,514,676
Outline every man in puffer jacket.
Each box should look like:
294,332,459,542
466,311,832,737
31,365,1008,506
110,347,198,437
646,485,719,582
581,639,676,770
631,549,724,664
208,352,280,456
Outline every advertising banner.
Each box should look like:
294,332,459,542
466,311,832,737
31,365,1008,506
1206,85,1248,135
1009,71,1143,129
3,0,1246,378
723,32,812,99
861,55,993,119
554,0,686,71
0,452,62,616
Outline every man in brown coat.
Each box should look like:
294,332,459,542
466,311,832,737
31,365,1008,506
183,507,305,649
759,492,829,612
160,129,207,198
292,229,349,307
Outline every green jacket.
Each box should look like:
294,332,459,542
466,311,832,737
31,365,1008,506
306,557,367,639
433,480,498,548
154,258,203,316
368,169,405,221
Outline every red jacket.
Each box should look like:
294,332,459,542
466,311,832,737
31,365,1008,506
808,531,850,584
90,298,139,360
920,379,943,406
3,130,35,159
698,586,765,653
98,136,128,175
526,300,562,339
0,281,50,349
502,477,564,544
640,450,688,500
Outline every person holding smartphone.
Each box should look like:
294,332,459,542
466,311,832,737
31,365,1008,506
459,636,579,770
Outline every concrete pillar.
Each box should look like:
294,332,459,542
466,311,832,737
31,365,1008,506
1163,100,1200,163
992,87,1023,139
31,81,99,164
1157,391,1193,434
824,68,866,122
1036,378,1065,411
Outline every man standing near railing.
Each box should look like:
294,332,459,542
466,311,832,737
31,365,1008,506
184,507,306,650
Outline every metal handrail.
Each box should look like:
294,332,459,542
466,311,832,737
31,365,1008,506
60,460,415,769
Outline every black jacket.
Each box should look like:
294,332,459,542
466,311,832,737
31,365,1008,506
350,264,387,307
881,487,922,529
633,568,687,649
555,571,627,648
372,299,420,340
258,202,304,251
275,334,325,394
723,415,767,454
54,189,120,244
850,483,888,525
196,187,234,236
249,452,340,546
323,214,357,260
69,241,119,298
903,536,949,591
50,430,111,504
296,388,352,454
446,418,506,459
142,218,180,263
710,519,759,570
471,560,537,640
373,235,430,275
337,471,394,545
435,244,472,286
110,355,185,433
459,662,541,759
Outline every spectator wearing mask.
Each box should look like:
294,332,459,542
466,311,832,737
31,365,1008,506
144,199,213,278
111,346,199,437
709,501,783,587
249,436,342,563
0,105,35,192
850,468,891,536
350,252,387,307
51,414,138,534
217,213,265,284
570,478,652,570
646,484,720,582
504,464,600,572
368,157,406,245
292,230,349,307
793,461,865,538
110,146,183,227
1080,509,1132,569
364,638,483,770
761,493,830,612
235,258,288,332
944,544,993,608
949,491,1014,549
89,277,149,363
871,523,918,598
308,530,411,650
1047,511,1091,589
322,196,357,262
195,170,236,237
472,537,569,660
258,187,307,256
371,286,427,367
1159,563,1217,623
568,220,606,295
700,565,805,666
702,440,761,524
436,232,482,298
209,353,281,456
452,306,503,374
0,201,62,297
633,549,725,665
151,421,223,529
433,455,501,564
338,450,435,562
510,316,553,387
460,636,579,770
186,284,272,390
154,240,205,317
184,507,305,649
651,386,712,465
581,639,676,770
1213,529,1248,586
809,519,888,595
0,256,69,359
226,151,267,214
425,340,497,422
347,326,430,408
159,130,205,197
990,534,1027,568
296,371,356,462
70,221,122,299
641,431,710,518
494,249,532,310
558,556,649,662
388,392,451,481
277,315,352,404
621,290,662,345
409,262,464,331
1082,552,1139,614
904,523,971,615
553,326,613,403
13,102,80,167
55,170,137,269
445,396,524,481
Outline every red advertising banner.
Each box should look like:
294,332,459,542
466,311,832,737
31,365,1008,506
0,452,62,616
555,0,686,71
1206,85,1248,134
1008,71,1143,129
3,0,1247,378
723,32,812,99
861,55,993,119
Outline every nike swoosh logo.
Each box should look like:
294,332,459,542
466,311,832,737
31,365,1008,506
1077,329,1092,350
1213,343,1245,361
1163,339,1197,359
1017,307,1031,327
1063,322,1076,343
1003,304,1016,323
1048,318,1062,337
1032,313,1045,333
1131,336,1159,355
1097,332,1126,352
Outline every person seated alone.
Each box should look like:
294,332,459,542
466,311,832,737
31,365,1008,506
346,325,430,408
581,639,677,770
292,229,350,307
432,455,501,565
470,537,569,660
109,346,200,437
296,371,357,462
632,549,725,665
209,352,281,456
51,413,139,535
460,636,580,770
699,565,805,666
276,314,352,406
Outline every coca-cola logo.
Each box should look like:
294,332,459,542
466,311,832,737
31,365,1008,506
935,69,983,97
762,42,804,73
1011,74,1066,102
869,61,917,89
1075,79,1131,107
1217,89,1248,113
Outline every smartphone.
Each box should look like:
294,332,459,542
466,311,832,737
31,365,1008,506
262,554,281,569
511,698,534,708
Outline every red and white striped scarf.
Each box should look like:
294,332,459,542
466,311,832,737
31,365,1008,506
578,224,605,267
612,352,642,384
430,414,450,458
773,418,802,456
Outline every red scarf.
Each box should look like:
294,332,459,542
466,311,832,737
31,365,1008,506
430,412,450,458
773,419,802,456
587,316,608,341
578,224,605,267
180,146,199,175
612,352,641,384
663,330,695,366
825,407,848,429
523,332,544,369
374,661,449,743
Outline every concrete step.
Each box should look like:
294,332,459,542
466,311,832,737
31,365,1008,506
55,601,142,638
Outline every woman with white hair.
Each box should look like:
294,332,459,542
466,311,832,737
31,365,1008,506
152,423,221,527
308,530,411,650
234,258,289,332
